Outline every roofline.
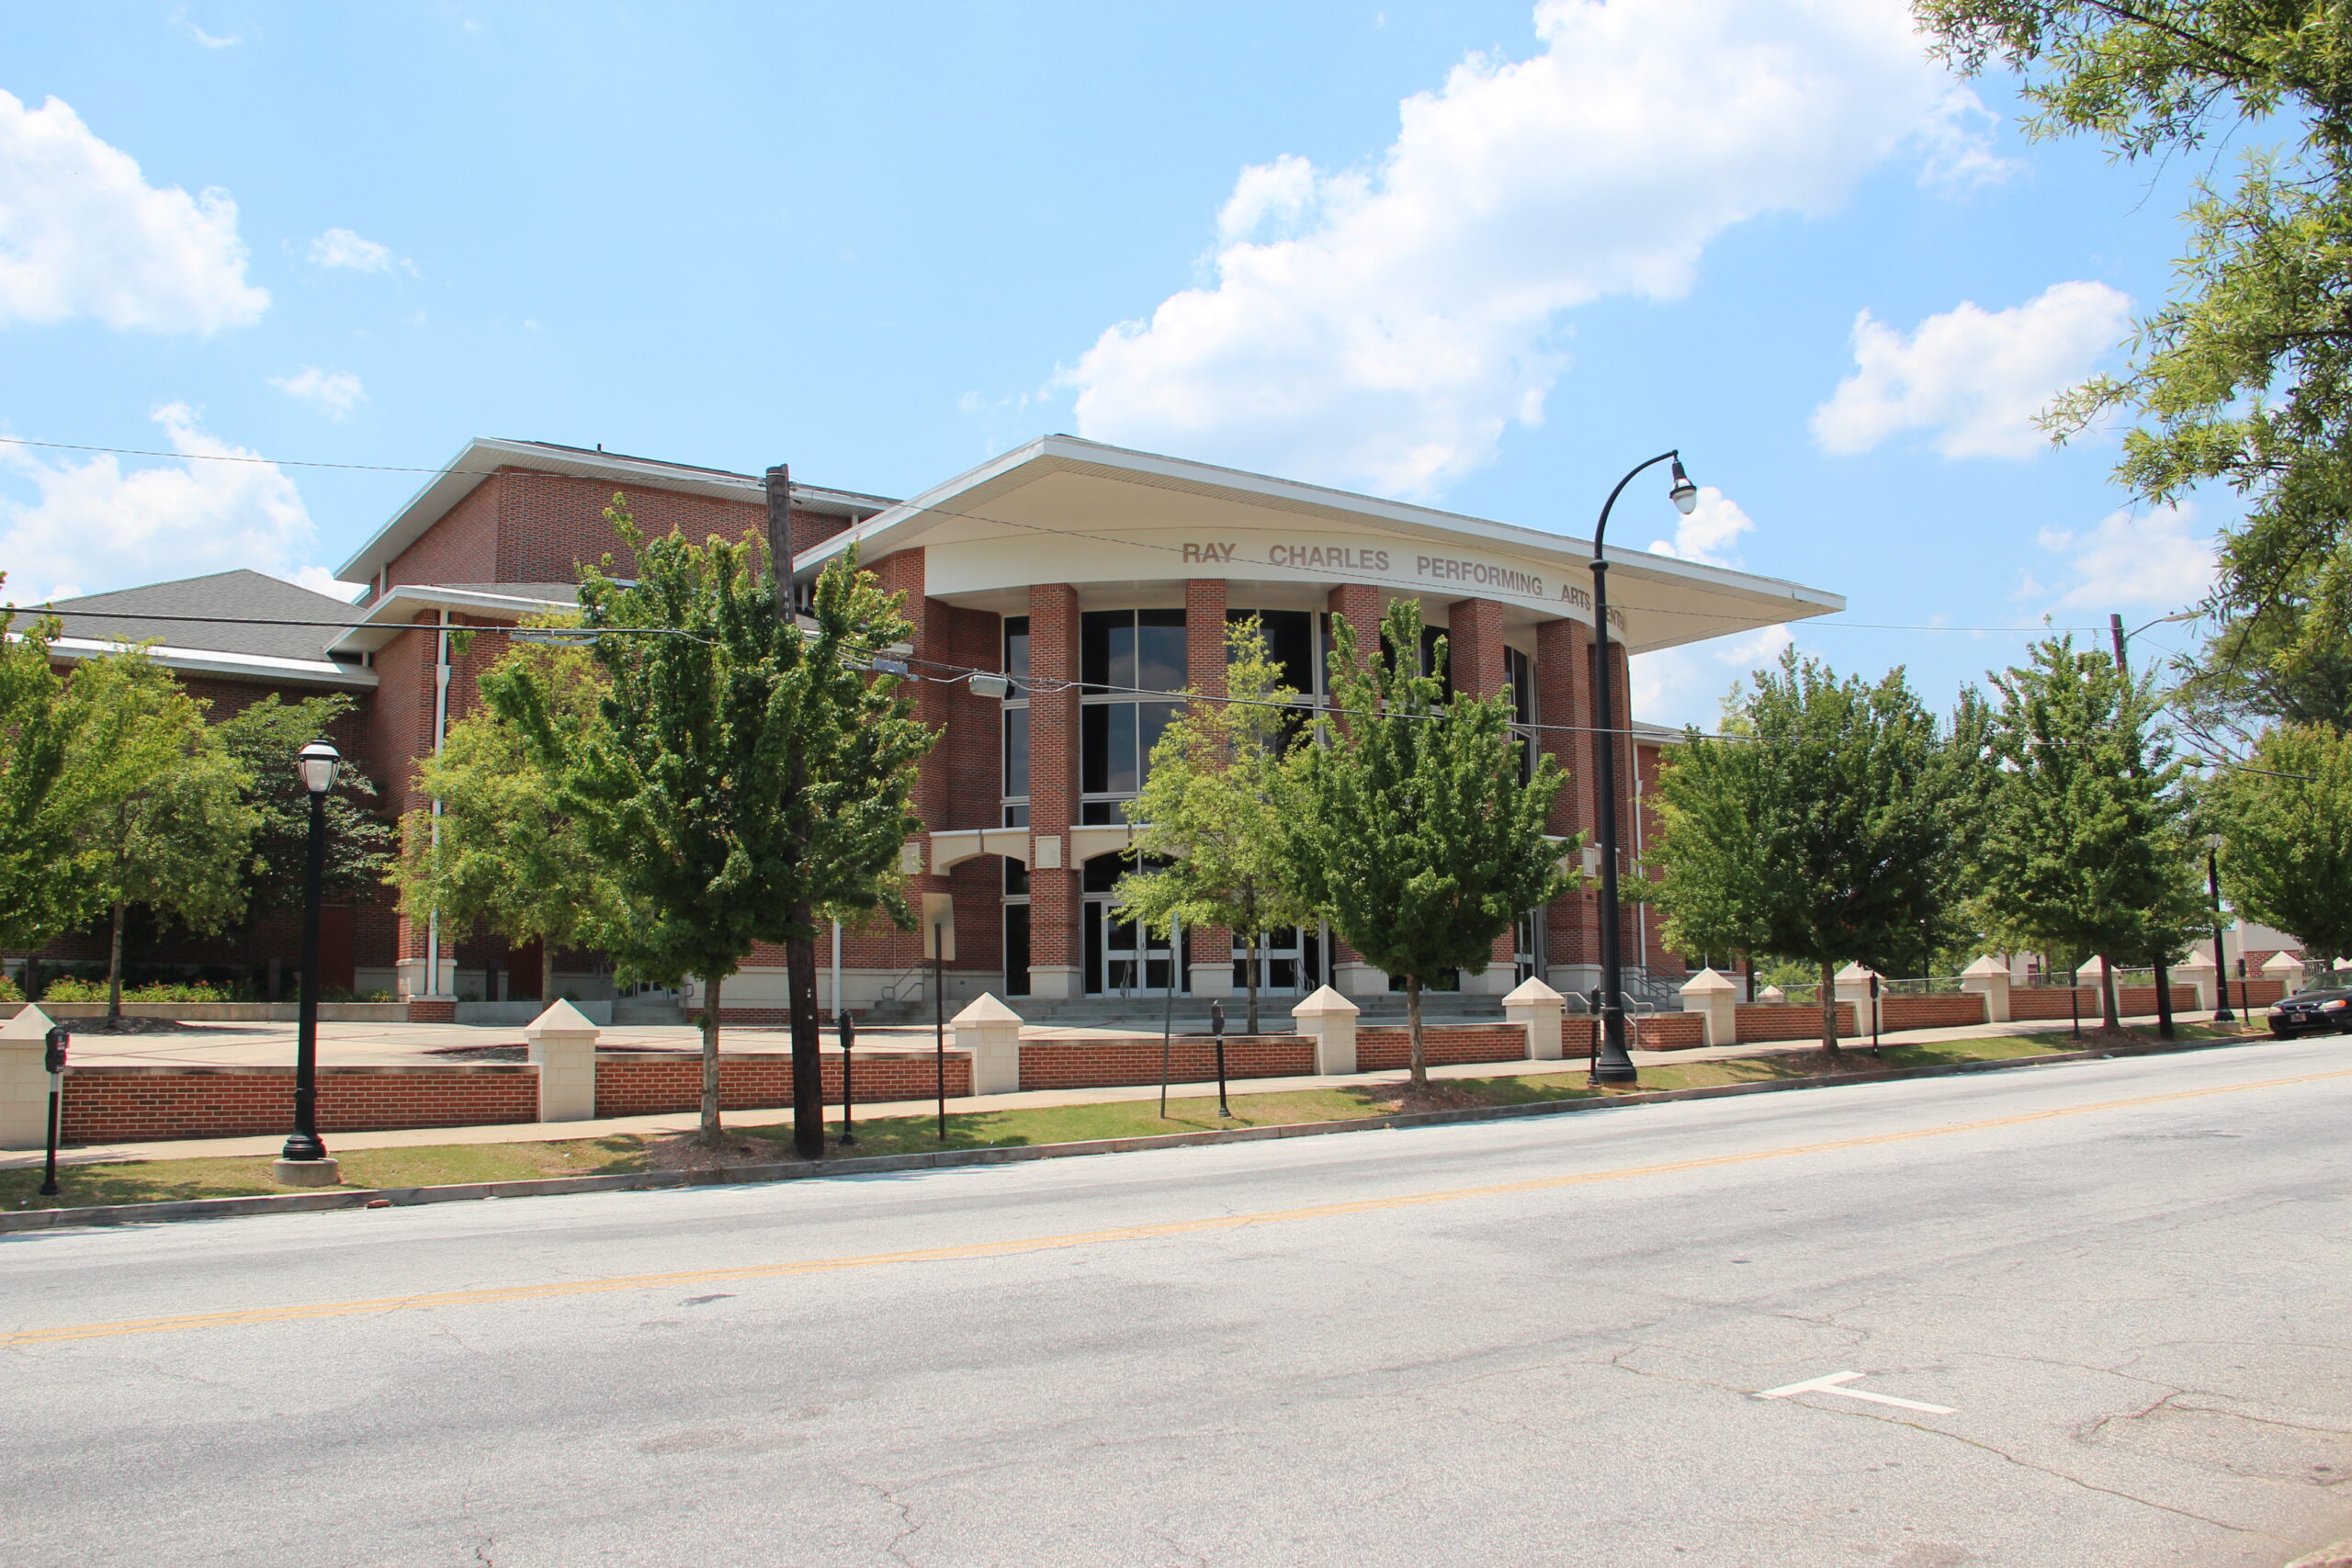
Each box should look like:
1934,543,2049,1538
334,437,899,583
324,582,579,656
797,434,1843,617
31,635,377,689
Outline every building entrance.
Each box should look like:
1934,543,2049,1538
1233,926,1324,995
1083,901,1182,997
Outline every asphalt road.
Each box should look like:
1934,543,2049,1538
5,1039,2350,1568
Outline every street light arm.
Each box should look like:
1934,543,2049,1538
1592,450,1681,557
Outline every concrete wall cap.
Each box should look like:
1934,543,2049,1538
1758,986,1785,1001
2263,951,2307,973
1502,976,1564,1004
524,999,601,1038
2075,956,2114,979
1835,962,1877,982
1292,985,1361,1019
952,993,1024,1026
1679,968,1738,996
0,1004,56,1040
2174,952,2218,973
1961,955,2011,978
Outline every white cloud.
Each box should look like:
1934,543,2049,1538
0,404,315,602
289,565,367,602
1811,280,2132,459
0,91,267,333
1645,485,1753,568
171,7,240,47
1061,0,1989,498
307,227,399,273
269,366,367,420
2030,502,2218,614
1633,623,1794,728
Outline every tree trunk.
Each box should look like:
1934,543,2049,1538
541,942,557,1006
2099,956,2120,1031
1741,950,1754,1002
1818,960,1841,1060
786,908,825,1161
107,899,127,1021
1244,929,1262,1036
698,972,724,1145
1407,973,1428,1089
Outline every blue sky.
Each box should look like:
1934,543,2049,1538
2,0,2233,724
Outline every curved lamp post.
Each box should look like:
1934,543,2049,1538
1588,452,1698,1085
276,738,341,1184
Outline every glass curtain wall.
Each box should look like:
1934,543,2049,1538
1080,609,1185,825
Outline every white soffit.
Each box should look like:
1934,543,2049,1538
797,435,1842,655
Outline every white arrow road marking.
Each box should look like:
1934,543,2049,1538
1755,1371,1956,1415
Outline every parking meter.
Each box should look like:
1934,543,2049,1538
39,1025,67,1196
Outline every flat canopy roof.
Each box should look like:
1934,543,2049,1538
797,435,1841,655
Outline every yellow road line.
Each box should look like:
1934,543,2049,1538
10,1066,2348,1349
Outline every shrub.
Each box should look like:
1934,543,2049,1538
37,976,107,1002
0,974,20,1002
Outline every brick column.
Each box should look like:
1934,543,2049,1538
1448,597,1516,992
1536,616,1597,997
876,549,948,997
1603,637,1642,981
1325,584,1387,996
1026,583,1081,998
1184,580,1235,998
1446,597,1505,698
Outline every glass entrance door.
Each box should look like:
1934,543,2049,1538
1084,900,1181,996
1233,926,1324,995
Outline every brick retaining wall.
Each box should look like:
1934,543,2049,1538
2009,985,2195,1021
1560,1013,1708,1053
61,1065,537,1142
593,1052,965,1116
1880,995,1988,1032
1734,1003,1859,1043
1017,1034,1316,1089
1357,1024,1529,1070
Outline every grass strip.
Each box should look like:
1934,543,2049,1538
0,1023,2261,1213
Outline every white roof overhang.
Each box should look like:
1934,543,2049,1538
334,437,898,584
796,436,1840,655
32,635,377,689
323,583,580,657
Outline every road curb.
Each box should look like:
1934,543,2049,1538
0,1032,2276,1234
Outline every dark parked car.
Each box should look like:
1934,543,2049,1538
2268,987,2352,1037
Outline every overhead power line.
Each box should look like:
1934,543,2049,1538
0,434,2160,637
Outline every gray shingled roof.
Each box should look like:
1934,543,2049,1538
36,570,362,662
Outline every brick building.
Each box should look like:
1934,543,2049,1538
17,434,1840,1019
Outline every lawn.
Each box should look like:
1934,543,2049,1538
0,1021,2263,1213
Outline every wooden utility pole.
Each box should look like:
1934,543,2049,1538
770,464,828,1159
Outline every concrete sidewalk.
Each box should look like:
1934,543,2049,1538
1,1010,2241,1171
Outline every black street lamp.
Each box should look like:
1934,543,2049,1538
1588,451,1698,1085
275,738,341,1185
2207,835,2234,1023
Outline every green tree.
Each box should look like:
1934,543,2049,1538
390,634,624,1003
1645,720,1771,995
2169,580,2352,758
486,499,933,1148
66,652,257,1020
1283,599,1568,1088
1981,637,2206,1028
2209,723,2352,966
1722,650,1969,1056
214,693,395,932
0,606,91,953
1114,616,1316,1034
1917,1,2352,658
